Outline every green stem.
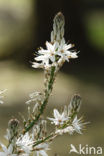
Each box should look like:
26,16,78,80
24,66,55,133
33,133,55,147
59,112,77,129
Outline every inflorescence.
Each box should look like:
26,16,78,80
0,12,87,156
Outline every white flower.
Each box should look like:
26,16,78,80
33,40,78,70
55,126,75,135
32,12,78,70
16,133,34,154
33,42,57,69
48,109,69,126
0,89,7,104
0,144,17,156
72,116,85,134
33,143,49,156
56,41,78,62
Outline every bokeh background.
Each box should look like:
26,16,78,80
0,0,104,155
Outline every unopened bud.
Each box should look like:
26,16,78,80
51,12,65,43
8,118,19,130
70,94,81,113
54,12,65,27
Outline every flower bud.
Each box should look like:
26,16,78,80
51,12,65,43
69,94,81,113
8,118,19,130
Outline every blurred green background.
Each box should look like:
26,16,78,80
0,0,104,155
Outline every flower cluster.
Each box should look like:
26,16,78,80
0,12,87,156
48,95,86,135
0,119,50,156
32,12,78,71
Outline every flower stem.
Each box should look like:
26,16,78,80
24,66,56,133
33,133,56,147
59,112,77,129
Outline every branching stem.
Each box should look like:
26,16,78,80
33,133,56,147
24,66,55,133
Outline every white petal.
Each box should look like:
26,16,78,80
8,144,13,153
40,150,48,156
47,117,55,121
0,152,5,156
53,109,60,119
64,44,72,50
0,143,7,153
35,55,46,61
32,62,44,68
70,52,78,58
50,56,55,62
38,49,49,55
46,42,54,51
61,112,65,118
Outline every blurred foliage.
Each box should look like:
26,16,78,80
0,0,35,58
85,11,104,52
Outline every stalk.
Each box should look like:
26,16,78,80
24,66,55,133
33,133,56,147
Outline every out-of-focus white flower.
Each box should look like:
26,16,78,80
72,116,85,134
0,89,7,104
48,109,69,126
16,133,34,154
33,143,49,156
0,144,17,156
55,126,75,135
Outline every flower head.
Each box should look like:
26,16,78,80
33,42,57,69
56,41,78,63
48,109,69,126
72,116,86,134
32,12,78,70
